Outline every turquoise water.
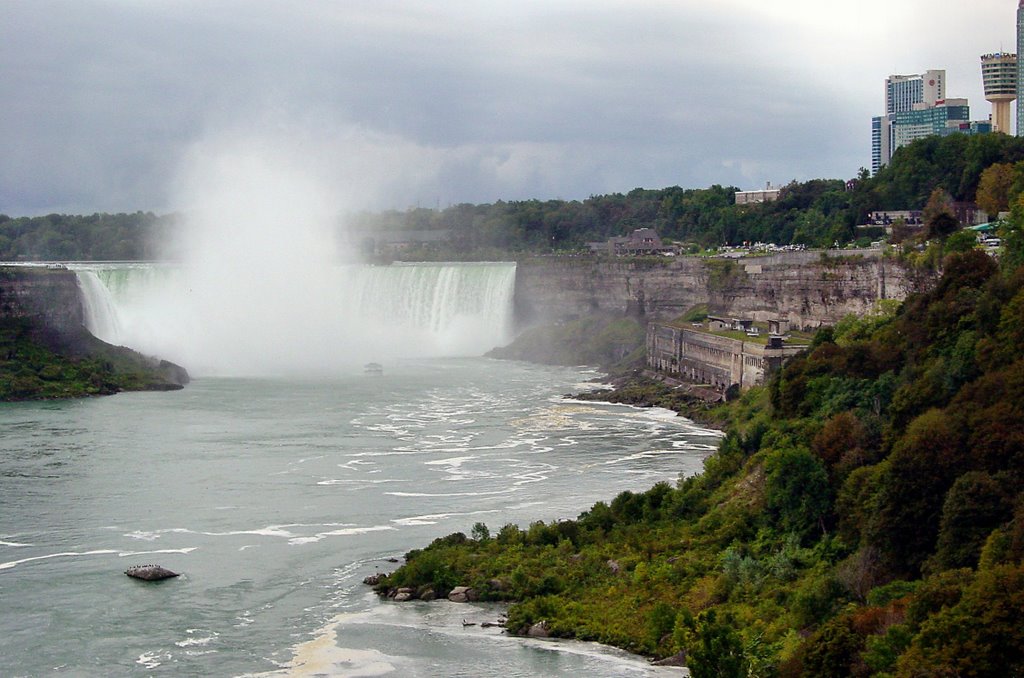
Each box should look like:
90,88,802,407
0,359,718,676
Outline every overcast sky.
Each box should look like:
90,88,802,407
0,0,1017,216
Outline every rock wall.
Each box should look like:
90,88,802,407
515,251,932,331
0,266,83,333
647,324,809,392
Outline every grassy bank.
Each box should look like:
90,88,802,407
0,319,188,400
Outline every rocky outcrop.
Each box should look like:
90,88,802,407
0,266,84,333
515,251,932,331
526,621,551,638
448,586,478,603
125,564,179,581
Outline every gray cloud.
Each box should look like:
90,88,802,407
0,0,1014,215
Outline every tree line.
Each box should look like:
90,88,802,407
354,132,1024,253
5,132,1024,261
0,211,177,261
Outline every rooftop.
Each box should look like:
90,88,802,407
666,318,813,347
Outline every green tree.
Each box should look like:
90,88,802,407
802,616,864,677
896,564,1024,677
764,445,832,538
929,472,1014,572
868,409,969,576
688,610,749,678
944,228,977,254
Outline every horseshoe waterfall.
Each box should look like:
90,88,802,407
70,262,517,376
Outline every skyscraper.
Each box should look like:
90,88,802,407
1018,1,1024,135
871,116,885,175
886,70,945,115
872,70,946,174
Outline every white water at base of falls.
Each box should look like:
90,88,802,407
70,262,517,377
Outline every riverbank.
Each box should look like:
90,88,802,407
567,371,732,430
363,364,741,665
365,250,1024,676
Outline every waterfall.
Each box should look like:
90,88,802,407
344,263,516,355
70,262,517,376
75,270,122,343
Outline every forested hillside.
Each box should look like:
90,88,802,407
372,210,1024,675
6,133,1024,261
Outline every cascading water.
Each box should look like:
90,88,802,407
71,262,517,376
74,269,123,342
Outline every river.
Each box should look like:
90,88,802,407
0,359,719,676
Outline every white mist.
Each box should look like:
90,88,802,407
75,131,516,376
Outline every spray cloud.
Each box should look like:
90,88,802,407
78,121,516,376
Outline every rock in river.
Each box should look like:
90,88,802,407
125,564,180,581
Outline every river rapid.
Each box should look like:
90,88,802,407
0,358,720,677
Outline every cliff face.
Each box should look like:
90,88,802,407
0,265,189,399
0,266,84,334
515,251,931,331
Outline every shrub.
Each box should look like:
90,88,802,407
929,472,1014,572
763,445,831,539
688,610,749,678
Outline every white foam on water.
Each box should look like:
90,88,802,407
0,547,195,571
385,489,515,498
125,525,314,541
391,508,503,527
287,525,395,546
603,450,679,465
671,440,720,451
423,455,478,468
136,651,171,669
175,629,219,648
316,478,411,486
510,462,555,486
241,614,399,678
118,547,198,557
0,549,118,570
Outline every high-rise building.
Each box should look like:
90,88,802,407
872,70,946,174
1018,1,1024,135
871,116,885,176
982,52,1017,133
886,70,945,114
891,99,971,149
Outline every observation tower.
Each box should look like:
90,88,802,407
982,52,1017,134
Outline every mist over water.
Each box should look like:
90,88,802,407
76,262,516,376
74,133,516,376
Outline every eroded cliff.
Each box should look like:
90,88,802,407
515,251,930,330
